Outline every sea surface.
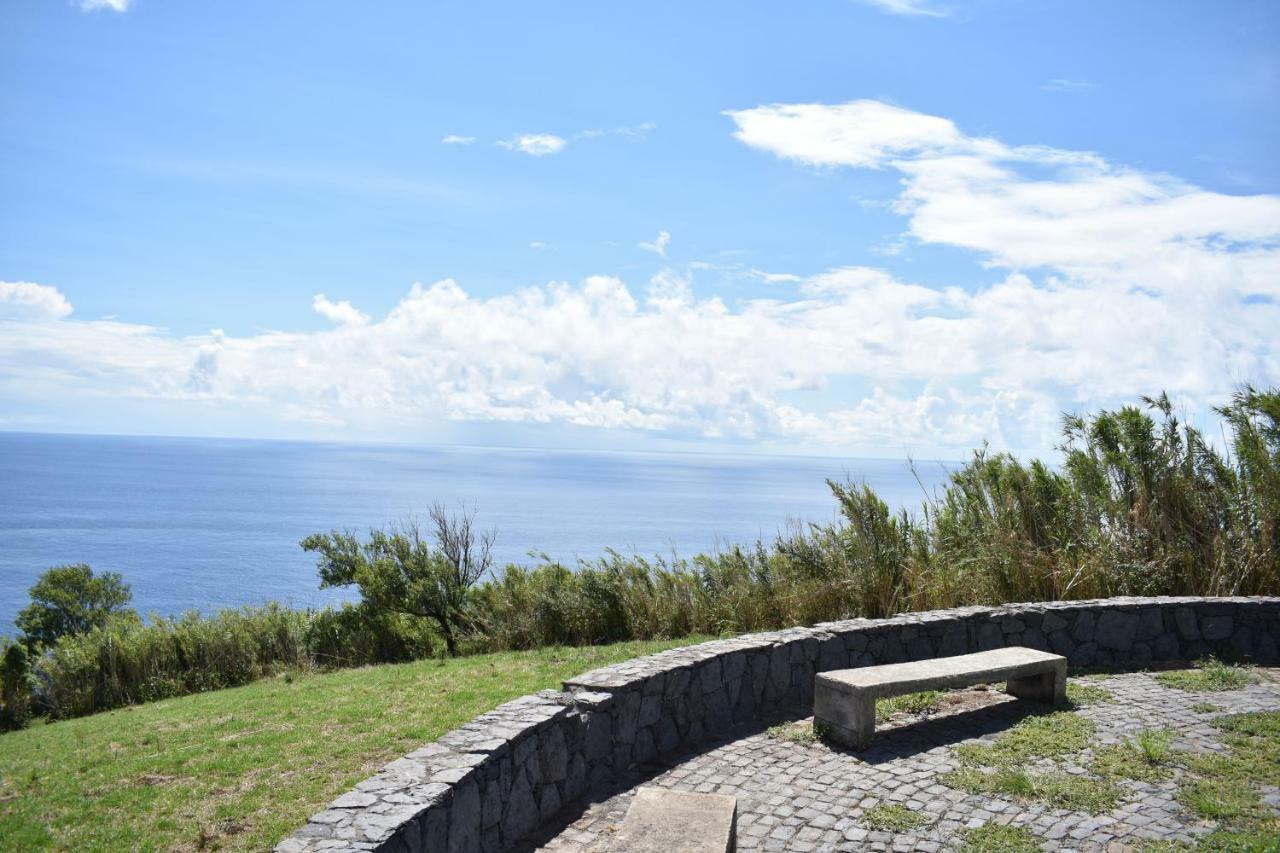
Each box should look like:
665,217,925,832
0,432,956,634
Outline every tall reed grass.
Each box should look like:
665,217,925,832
466,387,1280,649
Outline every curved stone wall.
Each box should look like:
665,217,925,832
275,596,1280,853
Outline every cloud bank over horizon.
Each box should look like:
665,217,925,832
2,100,1276,457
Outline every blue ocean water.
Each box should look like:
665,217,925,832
0,433,956,634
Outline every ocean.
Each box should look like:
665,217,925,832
0,432,956,634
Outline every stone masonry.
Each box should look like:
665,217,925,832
274,596,1280,853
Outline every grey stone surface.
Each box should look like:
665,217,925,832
274,597,1280,853
528,668,1280,853
608,786,736,853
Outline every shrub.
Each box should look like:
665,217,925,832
15,564,135,651
1,637,33,731
304,602,434,667
302,506,491,655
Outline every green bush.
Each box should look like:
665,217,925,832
304,602,434,667
36,605,309,718
1,637,33,731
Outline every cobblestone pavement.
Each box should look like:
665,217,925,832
522,669,1280,852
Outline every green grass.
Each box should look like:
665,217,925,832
1156,659,1256,693
861,802,927,832
767,721,818,747
1179,779,1267,823
1191,702,1225,714
1090,730,1176,783
953,711,1094,767
0,637,705,851
1066,682,1114,707
875,690,944,723
959,823,1043,852
943,765,1123,813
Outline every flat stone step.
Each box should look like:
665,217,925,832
610,787,737,853
814,646,1067,750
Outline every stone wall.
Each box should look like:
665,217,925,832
275,596,1280,853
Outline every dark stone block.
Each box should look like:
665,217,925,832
818,636,847,672
1136,607,1164,641
1202,615,1234,642
449,781,481,853
1231,626,1254,659
938,627,968,657
539,727,568,783
1049,630,1074,657
1071,611,1096,643
1042,613,1068,633
1174,607,1200,641
1069,641,1098,667
663,667,691,700
1020,629,1048,651
1095,611,1139,651
537,782,561,823
638,695,662,728
631,726,656,764
977,623,1003,651
583,711,612,761
425,805,449,853
1152,633,1181,661
698,658,723,696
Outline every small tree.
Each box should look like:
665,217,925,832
15,564,134,651
0,639,32,730
301,506,493,656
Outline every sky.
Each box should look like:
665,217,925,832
1,0,1277,459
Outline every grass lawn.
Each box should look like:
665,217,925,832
0,637,707,852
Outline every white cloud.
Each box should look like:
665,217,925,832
529,241,546,250
81,0,132,11
1040,78,1098,93
312,294,369,326
497,134,567,156
441,135,476,145
3,101,1276,458
638,230,671,258
0,281,74,321
853,0,949,18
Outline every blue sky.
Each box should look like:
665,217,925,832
1,0,1277,457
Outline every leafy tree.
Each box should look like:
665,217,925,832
301,506,493,656
15,564,134,651
0,638,32,730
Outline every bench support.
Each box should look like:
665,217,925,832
1006,667,1066,703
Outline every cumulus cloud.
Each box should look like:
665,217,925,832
3,100,1276,457
81,0,132,11
497,134,567,156
638,230,671,258
312,294,370,326
0,282,74,321
441,135,476,145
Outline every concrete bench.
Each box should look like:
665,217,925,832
610,786,737,853
813,646,1067,750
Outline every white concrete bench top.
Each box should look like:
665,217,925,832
610,786,737,853
818,647,1066,697
814,647,1067,750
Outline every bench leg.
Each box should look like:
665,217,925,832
815,691,876,750
1006,664,1067,704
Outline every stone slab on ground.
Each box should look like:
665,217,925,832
815,647,1067,749
609,786,737,853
